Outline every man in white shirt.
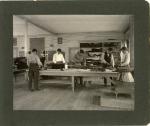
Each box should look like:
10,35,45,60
27,49,42,91
53,48,65,64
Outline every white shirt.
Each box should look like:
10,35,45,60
110,54,115,67
53,52,65,63
120,51,130,66
27,53,42,66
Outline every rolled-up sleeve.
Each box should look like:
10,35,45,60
36,56,42,66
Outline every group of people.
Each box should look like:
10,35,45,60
102,47,134,86
26,46,134,91
27,48,65,91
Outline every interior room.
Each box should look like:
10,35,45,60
13,15,135,110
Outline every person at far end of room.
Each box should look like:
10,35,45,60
118,47,134,82
40,50,46,66
101,47,115,87
71,49,87,86
72,49,86,66
53,48,65,64
101,47,115,68
27,49,42,91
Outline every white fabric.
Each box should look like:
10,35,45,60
53,53,65,63
120,72,134,82
120,51,130,66
111,54,115,67
120,51,124,63
119,51,134,82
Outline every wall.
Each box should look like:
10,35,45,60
13,16,55,57
13,23,127,63
13,36,25,57
14,17,130,63
45,32,125,62
124,16,134,67
13,22,51,36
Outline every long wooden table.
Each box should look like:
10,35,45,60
40,69,119,92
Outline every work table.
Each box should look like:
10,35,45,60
40,69,119,92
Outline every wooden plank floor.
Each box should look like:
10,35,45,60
13,74,133,110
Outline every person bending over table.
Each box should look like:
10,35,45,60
71,49,86,66
71,49,87,86
101,48,115,86
27,49,42,91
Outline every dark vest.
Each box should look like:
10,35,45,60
104,52,111,64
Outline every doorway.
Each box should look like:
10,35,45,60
30,37,45,56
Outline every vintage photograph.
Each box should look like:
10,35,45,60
13,15,135,110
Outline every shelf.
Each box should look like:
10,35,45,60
40,79,72,85
80,42,121,66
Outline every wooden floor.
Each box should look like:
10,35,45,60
13,74,134,110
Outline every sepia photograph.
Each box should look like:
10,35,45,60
13,15,135,111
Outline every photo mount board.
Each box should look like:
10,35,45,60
0,1,149,126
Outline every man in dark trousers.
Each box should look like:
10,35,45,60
102,48,115,86
27,49,42,91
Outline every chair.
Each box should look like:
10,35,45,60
112,80,135,99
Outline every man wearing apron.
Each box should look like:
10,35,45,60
27,49,42,91
102,48,115,86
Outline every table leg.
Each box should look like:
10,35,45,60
104,77,107,86
80,77,83,86
25,70,29,81
71,76,75,93
24,72,27,81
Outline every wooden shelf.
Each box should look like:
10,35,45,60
80,42,121,65
40,79,72,85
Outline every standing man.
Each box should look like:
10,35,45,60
103,47,115,68
102,48,115,86
40,50,46,66
27,49,42,91
53,48,65,64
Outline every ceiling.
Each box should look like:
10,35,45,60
14,15,131,34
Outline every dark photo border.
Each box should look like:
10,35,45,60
0,1,149,126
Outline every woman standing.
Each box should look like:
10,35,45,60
119,47,134,82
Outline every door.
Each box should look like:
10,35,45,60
30,37,45,56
